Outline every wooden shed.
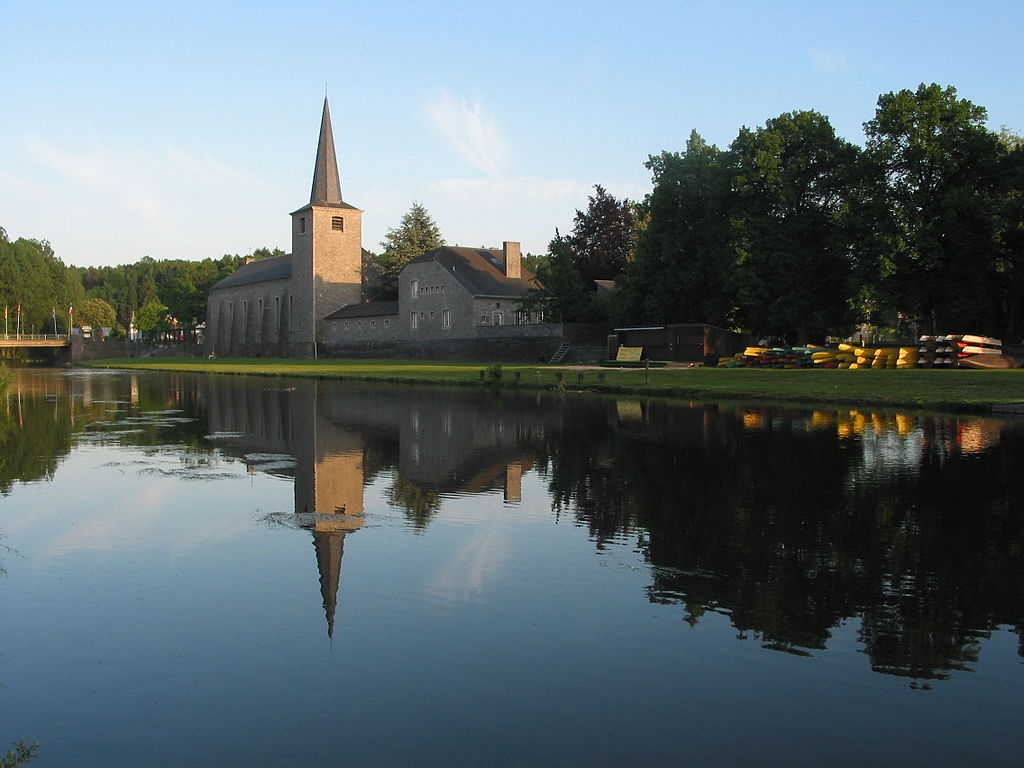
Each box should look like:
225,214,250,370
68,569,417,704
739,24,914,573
608,324,746,366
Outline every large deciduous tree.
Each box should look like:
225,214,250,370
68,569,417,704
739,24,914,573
863,83,1003,335
518,232,594,323
76,297,117,332
729,110,859,342
618,131,736,327
375,202,443,300
569,185,635,285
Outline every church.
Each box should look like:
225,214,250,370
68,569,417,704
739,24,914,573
205,98,557,360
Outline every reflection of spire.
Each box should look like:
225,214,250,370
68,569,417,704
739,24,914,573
312,530,345,639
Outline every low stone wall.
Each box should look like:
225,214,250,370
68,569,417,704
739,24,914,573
73,339,205,361
319,323,611,363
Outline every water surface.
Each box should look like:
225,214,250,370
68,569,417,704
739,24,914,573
1,369,1021,766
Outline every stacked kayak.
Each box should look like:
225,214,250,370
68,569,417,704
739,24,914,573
918,334,1016,368
718,335,1019,369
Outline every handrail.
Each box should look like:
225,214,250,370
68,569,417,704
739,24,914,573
0,334,71,341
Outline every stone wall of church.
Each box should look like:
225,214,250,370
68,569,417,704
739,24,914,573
207,278,294,357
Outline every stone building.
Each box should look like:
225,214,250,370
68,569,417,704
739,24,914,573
205,97,370,357
205,97,559,360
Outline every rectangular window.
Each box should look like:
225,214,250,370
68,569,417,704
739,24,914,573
331,216,344,231
492,311,503,325
410,312,418,330
442,309,451,328
370,319,376,328
410,279,419,298
429,311,435,321
298,217,306,235
384,319,391,329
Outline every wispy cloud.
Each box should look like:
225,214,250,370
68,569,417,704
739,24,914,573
165,146,267,188
25,134,170,227
809,47,849,74
22,135,268,230
426,91,508,176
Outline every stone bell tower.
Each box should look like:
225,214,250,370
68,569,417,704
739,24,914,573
290,97,364,356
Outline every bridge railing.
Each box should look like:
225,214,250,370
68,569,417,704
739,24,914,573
0,334,71,341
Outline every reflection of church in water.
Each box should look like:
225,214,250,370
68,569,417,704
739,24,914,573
203,378,553,637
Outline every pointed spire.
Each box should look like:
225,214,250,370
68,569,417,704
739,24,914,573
313,530,345,639
310,96,343,205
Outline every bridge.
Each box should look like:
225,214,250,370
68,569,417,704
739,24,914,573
0,333,72,349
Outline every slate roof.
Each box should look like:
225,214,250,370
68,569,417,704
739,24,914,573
210,253,293,291
411,246,536,298
324,301,399,320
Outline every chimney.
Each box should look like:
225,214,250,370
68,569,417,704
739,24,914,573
503,241,521,279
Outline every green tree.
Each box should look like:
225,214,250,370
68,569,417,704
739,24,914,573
618,131,736,327
863,83,1004,335
992,131,1024,339
374,202,443,300
75,297,117,332
729,110,859,342
135,300,169,338
0,234,82,333
569,185,636,285
518,232,594,322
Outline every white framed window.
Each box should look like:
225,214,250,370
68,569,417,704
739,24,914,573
442,309,451,328
411,312,418,330
492,311,503,325
410,279,419,298
384,318,391,329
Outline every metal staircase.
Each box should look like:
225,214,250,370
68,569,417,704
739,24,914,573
548,343,570,364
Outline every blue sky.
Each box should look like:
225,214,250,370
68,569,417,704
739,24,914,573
2,1,1021,267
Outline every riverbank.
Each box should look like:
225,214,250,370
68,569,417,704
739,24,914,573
77,357,1024,414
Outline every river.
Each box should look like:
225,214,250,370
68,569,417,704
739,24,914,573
1,368,1021,767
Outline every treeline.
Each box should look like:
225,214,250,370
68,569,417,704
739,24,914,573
527,83,1024,343
0,226,281,338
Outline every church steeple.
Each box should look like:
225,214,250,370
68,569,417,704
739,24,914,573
310,96,343,205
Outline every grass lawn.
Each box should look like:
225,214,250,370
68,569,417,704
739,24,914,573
79,357,1024,413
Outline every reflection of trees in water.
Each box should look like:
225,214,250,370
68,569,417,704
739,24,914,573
530,398,1024,681
386,473,442,530
0,370,214,495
